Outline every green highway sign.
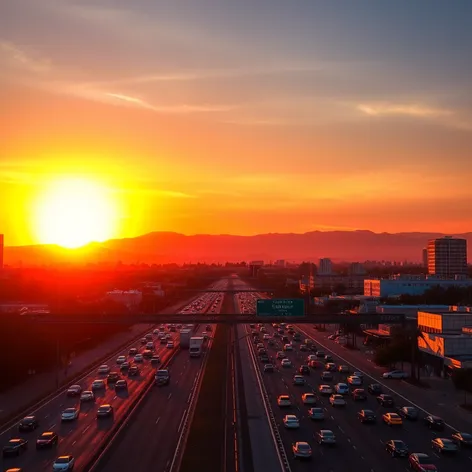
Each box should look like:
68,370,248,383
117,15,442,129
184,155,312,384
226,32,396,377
257,298,305,317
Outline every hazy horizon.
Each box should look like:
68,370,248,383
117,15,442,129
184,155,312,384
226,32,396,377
2,0,472,247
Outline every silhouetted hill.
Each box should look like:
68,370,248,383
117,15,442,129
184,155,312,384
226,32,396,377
4,230,472,266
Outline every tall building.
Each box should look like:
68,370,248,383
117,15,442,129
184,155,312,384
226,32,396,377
427,237,467,278
422,248,428,268
318,258,333,275
349,262,366,275
0,234,3,270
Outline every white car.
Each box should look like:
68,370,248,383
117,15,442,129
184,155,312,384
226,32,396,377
319,385,333,395
53,455,75,470
277,395,291,407
281,359,292,368
80,391,95,402
276,351,285,359
329,394,346,407
283,344,293,351
61,408,79,421
97,365,110,374
134,354,143,363
347,375,362,386
301,393,316,404
283,415,300,429
335,383,349,395
116,356,126,364
382,370,408,379
91,379,106,391
166,341,174,349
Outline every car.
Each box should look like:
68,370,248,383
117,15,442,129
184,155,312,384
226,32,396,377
115,379,128,390
260,354,270,363
97,365,110,375
408,453,437,472
96,404,114,418
91,379,106,391
160,338,167,345
347,375,362,386
143,349,153,358
264,364,274,373
316,350,325,358
338,364,349,373
128,365,139,376
80,391,95,402
268,339,275,346
317,430,336,445
335,383,349,395
382,370,408,379
423,415,445,431
283,344,293,352
329,394,346,407
431,438,458,453
385,439,408,457
277,395,291,407
107,372,120,384
281,359,292,368
66,385,82,397
309,360,321,369
283,415,300,429
383,412,402,426
61,408,79,422
319,384,333,395
324,354,333,362
116,355,126,364
307,354,317,363
257,348,267,355
358,409,376,423
321,371,333,381
325,362,337,371
151,355,161,365
292,441,312,459
293,375,305,386
397,406,418,420
308,407,325,420
353,371,363,378
377,394,394,407
276,351,285,359
328,334,337,340
351,388,367,401
153,328,159,335
301,393,316,404
36,431,58,449
129,348,138,356
256,343,264,350
299,344,308,351
52,455,75,470
145,333,153,340
263,334,270,340
134,354,143,363
18,415,38,432
145,342,155,351
368,383,383,395
299,365,310,375
120,362,130,372
140,338,147,344
2,438,28,457
451,431,472,447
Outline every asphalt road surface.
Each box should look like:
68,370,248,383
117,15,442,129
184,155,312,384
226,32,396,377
0,291,224,472
249,322,472,472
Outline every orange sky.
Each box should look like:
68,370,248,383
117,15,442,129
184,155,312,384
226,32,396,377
2,1,472,246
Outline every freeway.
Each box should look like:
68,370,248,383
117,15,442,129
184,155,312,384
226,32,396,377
0,290,224,472
95,323,215,472
238,293,471,472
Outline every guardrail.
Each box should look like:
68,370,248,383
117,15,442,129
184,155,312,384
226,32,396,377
245,325,291,472
85,346,181,471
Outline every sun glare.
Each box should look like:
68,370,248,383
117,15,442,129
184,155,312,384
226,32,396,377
34,178,119,248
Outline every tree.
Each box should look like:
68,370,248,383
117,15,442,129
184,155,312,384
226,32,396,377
451,369,472,406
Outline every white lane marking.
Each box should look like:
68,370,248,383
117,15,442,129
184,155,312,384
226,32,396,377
72,440,77,446
156,417,161,425
167,393,172,400
44,415,49,419
49,423,56,429
82,425,90,434
178,409,188,433
298,326,461,431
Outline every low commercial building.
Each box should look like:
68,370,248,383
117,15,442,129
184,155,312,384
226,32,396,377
106,290,143,308
364,274,472,297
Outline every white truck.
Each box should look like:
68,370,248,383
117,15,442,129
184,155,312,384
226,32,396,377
189,337,204,358
179,329,192,349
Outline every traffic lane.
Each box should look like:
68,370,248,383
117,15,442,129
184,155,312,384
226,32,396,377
259,357,369,472
0,339,178,472
98,344,206,472
297,324,472,432
270,333,471,472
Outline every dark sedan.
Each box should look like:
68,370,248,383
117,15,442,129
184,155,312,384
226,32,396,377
377,394,394,407
358,409,376,424
397,406,418,420
368,383,383,395
96,404,114,418
3,438,28,457
451,431,472,447
36,432,58,449
423,415,445,431
352,389,367,401
385,439,408,457
18,416,38,432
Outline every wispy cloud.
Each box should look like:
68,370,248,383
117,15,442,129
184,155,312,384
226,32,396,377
0,40,51,74
357,103,452,118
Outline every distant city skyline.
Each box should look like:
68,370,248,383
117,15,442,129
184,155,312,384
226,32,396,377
2,1,472,247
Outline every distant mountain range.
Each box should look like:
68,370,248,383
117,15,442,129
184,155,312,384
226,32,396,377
3,231,472,266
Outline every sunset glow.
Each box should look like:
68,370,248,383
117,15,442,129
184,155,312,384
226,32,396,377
33,178,119,248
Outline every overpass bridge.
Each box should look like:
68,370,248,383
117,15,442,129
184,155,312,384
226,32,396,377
26,313,406,325
182,289,274,292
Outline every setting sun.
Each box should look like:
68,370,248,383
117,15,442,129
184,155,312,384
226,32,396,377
34,178,119,248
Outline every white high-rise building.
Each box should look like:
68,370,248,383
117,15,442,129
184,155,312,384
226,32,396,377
318,258,333,275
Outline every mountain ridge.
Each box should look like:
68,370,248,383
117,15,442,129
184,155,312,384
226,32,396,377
4,230,472,266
